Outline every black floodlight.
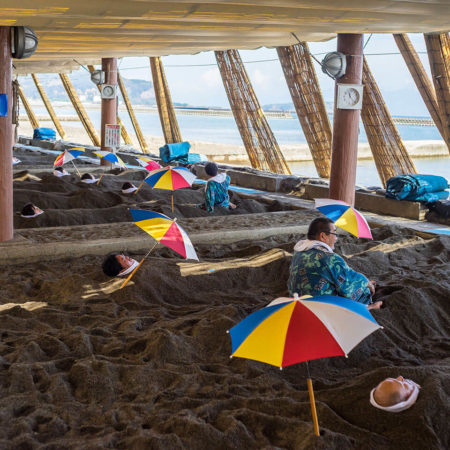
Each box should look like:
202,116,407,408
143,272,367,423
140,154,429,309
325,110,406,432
321,52,347,80
11,26,38,59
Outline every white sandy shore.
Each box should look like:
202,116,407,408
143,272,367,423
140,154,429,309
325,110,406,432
17,121,448,164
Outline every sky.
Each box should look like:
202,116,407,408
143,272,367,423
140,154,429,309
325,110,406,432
115,33,432,116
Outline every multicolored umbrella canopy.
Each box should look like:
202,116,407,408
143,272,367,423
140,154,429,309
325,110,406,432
54,148,85,167
229,294,382,368
129,209,198,261
94,150,127,169
135,156,162,172
315,198,373,239
144,166,196,191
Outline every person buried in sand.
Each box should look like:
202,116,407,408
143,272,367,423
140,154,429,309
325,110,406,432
203,162,236,212
21,203,44,218
121,182,137,194
288,217,382,310
80,173,99,184
53,166,69,177
370,376,420,412
102,253,139,277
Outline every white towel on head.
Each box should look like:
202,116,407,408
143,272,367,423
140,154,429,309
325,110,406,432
81,177,98,184
118,259,139,277
53,169,69,177
122,186,137,194
370,380,420,412
21,210,44,219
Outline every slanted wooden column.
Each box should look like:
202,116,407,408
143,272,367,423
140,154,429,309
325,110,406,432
215,49,291,175
424,33,450,154
277,43,331,178
329,34,363,205
0,27,13,241
86,65,132,147
118,71,149,152
17,81,40,130
394,34,449,151
31,74,66,139
150,56,182,144
361,57,417,187
59,73,100,147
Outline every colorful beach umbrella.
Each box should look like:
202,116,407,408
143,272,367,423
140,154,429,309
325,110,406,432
315,198,373,239
119,209,198,289
135,166,196,211
93,151,127,169
135,156,162,172
228,294,382,435
54,148,85,176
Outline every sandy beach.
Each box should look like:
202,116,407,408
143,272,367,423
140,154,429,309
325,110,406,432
2,146,449,449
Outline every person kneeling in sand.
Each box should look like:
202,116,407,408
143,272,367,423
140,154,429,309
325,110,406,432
121,182,137,194
288,217,382,310
80,173,99,184
202,162,236,212
21,202,44,218
102,253,139,277
370,376,420,412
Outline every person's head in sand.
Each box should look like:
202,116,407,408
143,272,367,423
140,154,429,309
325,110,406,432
308,217,338,250
53,166,69,177
370,376,420,412
205,162,219,177
81,173,98,184
12,156,21,165
121,182,137,194
102,253,139,277
21,202,44,218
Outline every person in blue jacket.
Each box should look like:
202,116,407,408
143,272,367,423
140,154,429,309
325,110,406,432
204,162,236,212
288,217,382,310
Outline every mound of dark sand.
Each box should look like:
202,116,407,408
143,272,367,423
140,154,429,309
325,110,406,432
0,229,449,449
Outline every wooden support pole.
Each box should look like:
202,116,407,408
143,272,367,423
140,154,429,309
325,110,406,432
277,43,331,178
424,33,450,154
17,82,40,130
215,49,291,175
394,34,449,151
31,73,66,140
329,34,363,205
86,65,133,147
118,70,149,153
361,57,417,187
0,27,13,242
101,58,118,162
59,73,100,147
150,56,182,144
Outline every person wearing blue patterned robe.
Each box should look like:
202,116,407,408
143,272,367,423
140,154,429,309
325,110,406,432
204,162,236,212
288,217,382,310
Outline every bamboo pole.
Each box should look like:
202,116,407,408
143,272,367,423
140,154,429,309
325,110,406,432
215,49,291,175
393,34,449,151
150,57,182,144
86,65,133,147
117,70,149,152
17,82,40,130
306,378,320,437
59,73,100,147
31,74,66,140
424,33,450,154
277,43,331,178
361,57,417,187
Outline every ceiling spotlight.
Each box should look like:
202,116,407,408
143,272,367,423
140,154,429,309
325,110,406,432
90,70,105,86
321,52,347,80
11,26,38,59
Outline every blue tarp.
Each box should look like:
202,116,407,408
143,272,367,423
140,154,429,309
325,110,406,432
386,174,449,202
159,142,190,163
33,128,56,140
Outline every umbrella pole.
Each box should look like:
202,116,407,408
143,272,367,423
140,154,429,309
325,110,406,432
119,243,157,289
97,172,104,185
171,193,174,212
134,180,146,195
71,161,81,177
305,361,320,437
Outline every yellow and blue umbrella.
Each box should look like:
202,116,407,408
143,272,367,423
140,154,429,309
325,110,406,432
228,294,382,435
93,150,127,169
315,198,373,239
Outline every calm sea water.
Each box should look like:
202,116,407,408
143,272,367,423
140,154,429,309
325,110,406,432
33,106,450,187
